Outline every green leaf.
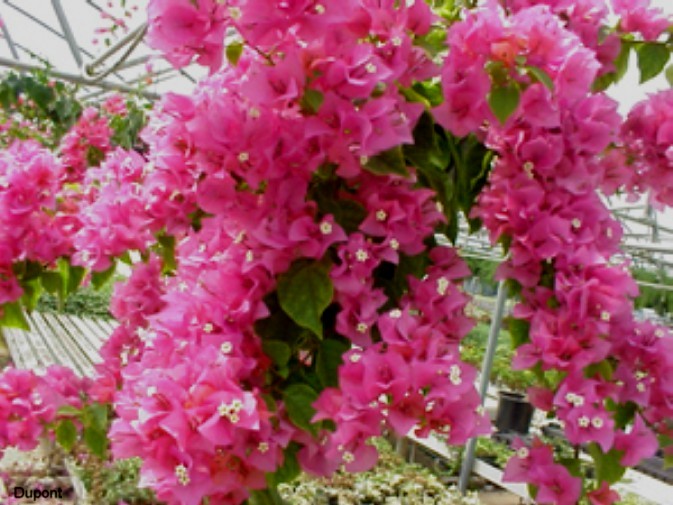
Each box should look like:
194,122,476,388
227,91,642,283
507,317,530,349
67,265,86,295
300,89,324,114
0,302,30,330
55,419,78,452
525,65,554,91
157,234,177,273
363,146,409,177
283,384,319,434
83,427,107,458
57,405,82,417
20,278,42,312
636,43,671,83
666,64,673,87
614,40,633,83
586,443,627,484
262,340,292,367
85,403,109,432
226,41,244,66
91,262,116,289
41,271,64,295
488,81,520,124
272,442,302,485
611,401,637,429
585,360,613,381
278,261,334,339
316,339,350,388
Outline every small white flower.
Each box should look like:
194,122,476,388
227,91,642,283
228,6,242,19
245,250,254,262
578,416,590,428
636,382,646,393
359,155,369,165
391,36,403,47
523,161,535,179
389,238,399,250
517,447,529,459
365,62,377,74
389,309,402,319
350,353,361,363
203,323,214,333
238,152,250,163
319,221,333,235
600,311,611,322
220,342,233,354
248,107,261,119
258,442,269,453
342,451,355,463
175,464,190,486
375,209,387,221
571,218,582,229
314,3,325,14
356,322,368,334
592,416,604,429
355,249,369,262
436,277,449,296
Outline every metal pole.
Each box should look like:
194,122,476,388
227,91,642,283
0,56,159,100
458,280,508,494
51,0,83,67
0,10,20,61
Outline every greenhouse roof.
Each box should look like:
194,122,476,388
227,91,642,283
0,0,204,99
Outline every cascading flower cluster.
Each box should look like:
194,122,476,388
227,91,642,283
438,2,672,502
614,89,673,208
0,366,90,454
0,1,671,504
59,106,113,183
0,141,77,306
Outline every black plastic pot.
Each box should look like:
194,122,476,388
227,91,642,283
494,391,534,435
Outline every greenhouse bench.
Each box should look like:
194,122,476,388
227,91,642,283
2,311,115,377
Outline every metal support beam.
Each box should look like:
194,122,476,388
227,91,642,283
0,8,20,61
0,55,159,100
51,0,83,67
82,23,147,83
458,280,509,494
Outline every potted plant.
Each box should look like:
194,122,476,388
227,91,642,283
490,343,536,435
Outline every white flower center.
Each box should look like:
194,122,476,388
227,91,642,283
437,277,449,296
355,249,369,262
175,464,190,486
320,221,333,235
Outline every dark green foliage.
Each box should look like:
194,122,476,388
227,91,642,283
36,280,115,319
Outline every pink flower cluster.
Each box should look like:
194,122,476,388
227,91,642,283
97,2,498,502
59,107,113,183
308,246,489,475
440,4,672,501
612,89,673,208
72,148,155,272
0,366,89,454
0,141,77,305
